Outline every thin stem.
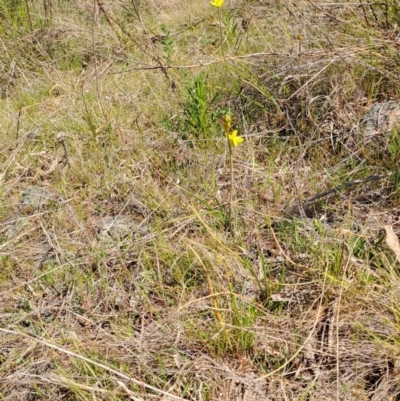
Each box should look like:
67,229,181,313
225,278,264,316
218,8,225,61
225,129,234,235
229,137,234,234
217,8,235,235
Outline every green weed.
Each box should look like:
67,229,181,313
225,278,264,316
182,73,220,137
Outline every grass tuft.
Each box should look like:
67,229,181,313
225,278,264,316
1,0,400,400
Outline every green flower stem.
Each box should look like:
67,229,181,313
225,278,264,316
225,129,234,235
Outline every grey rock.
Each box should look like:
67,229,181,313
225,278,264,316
21,186,55,209
99,215,135,239
361,101,400,138
4,217,29,239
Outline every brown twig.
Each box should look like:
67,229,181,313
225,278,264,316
302,173,389,203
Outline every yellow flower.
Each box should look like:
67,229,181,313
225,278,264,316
228,130,244,147
210,0,225,7
223,114,231,132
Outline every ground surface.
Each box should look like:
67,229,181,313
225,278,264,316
1,0,400,400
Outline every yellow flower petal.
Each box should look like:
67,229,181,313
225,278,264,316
210,0,225,7
228,130,244,147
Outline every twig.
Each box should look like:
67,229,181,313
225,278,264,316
306,0,347,24
16,106,23,139
303,173,389,203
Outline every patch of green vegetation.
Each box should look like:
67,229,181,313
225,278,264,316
0,0,37,33
181,72,221,138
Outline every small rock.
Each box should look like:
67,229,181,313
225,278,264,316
21,186,55,209
4,217,29,239
361,101,400,139
99,215,135,239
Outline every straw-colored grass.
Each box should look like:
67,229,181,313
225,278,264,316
1,0,400,400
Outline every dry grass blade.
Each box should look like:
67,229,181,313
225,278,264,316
0,328,189,401
1,0,400,399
